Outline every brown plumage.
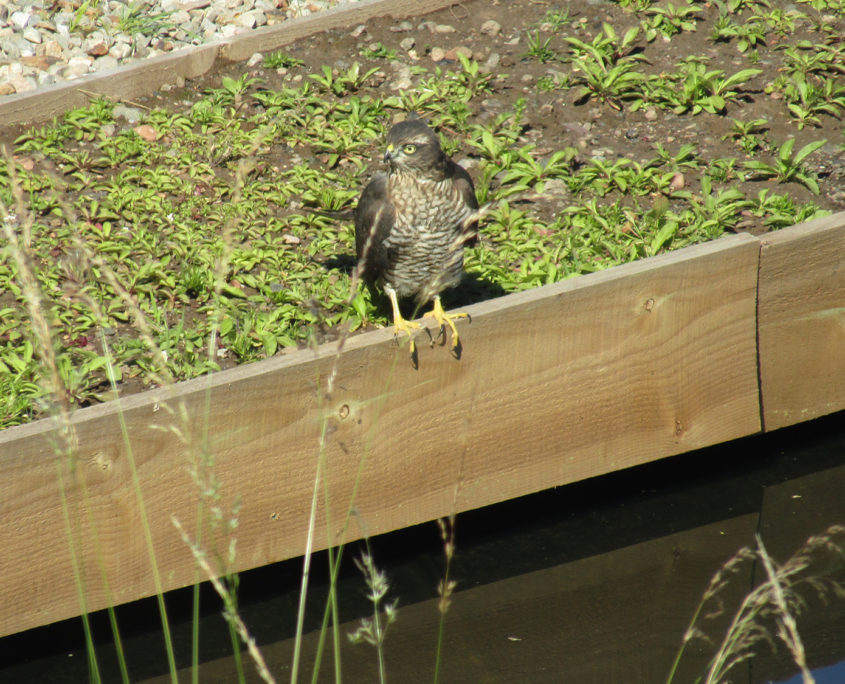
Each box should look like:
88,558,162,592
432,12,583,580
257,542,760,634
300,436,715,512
355,120,478,352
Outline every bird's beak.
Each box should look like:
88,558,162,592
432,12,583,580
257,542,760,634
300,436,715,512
383,144,395,163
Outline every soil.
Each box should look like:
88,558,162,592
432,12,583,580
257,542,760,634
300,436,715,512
123,0,845,221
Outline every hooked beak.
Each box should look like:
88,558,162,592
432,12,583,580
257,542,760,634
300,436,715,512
383,144,395,163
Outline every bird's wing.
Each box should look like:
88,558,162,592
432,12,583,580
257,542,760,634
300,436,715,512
354,172,396,279
448,160,480,245
450,161,479,212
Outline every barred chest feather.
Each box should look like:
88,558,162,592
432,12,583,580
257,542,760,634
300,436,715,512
382,173,475,301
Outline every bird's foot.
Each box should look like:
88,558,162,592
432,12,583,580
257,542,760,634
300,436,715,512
423,296,469,352
393,315,422,355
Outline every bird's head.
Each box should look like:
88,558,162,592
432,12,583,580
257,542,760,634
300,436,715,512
383,120,446,176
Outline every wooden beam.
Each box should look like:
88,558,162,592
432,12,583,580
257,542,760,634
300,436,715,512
0,0,464,129
0,234,761,637
0,45,218,129
757,213,845,431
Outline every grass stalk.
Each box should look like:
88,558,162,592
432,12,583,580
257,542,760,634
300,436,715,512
433,514,457,684
173,517,277,684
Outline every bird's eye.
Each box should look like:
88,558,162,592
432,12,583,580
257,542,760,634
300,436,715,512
402,144,417,154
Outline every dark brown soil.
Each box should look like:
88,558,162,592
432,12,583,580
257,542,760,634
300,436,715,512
134,0,845,223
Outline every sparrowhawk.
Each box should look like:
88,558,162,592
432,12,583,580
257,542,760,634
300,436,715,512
355,120,479,354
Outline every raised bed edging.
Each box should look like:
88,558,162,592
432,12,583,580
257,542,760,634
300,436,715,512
0,0,464,129
2,213,844,638
0,0,844,639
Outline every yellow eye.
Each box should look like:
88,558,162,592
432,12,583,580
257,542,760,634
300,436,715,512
402,144,417,154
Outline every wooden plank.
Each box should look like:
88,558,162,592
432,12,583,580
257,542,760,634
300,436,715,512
0,45,219,129
758,213,845,431
0,233,761,637
0,0,463,129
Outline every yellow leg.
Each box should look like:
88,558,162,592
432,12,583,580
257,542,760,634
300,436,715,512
386,286,420,354
423,295,469,349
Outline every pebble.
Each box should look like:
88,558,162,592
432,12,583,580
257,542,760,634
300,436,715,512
480,19,501,37
0,0,362,97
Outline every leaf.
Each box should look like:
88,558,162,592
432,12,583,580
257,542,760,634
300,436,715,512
220,283,248,299
650,220,677,253
777,137,796,162
260,333,277,357
796,174,820,195
218,317,234,337
792,139,827,165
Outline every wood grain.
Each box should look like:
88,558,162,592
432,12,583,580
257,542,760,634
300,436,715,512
757,213,845,431
0,234,761,637
0,45,218,129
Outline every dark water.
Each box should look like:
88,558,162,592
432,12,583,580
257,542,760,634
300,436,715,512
2,413,845,683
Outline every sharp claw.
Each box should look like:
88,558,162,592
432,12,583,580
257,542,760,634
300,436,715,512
422,296,468,350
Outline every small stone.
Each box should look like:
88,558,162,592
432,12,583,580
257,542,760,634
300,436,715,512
350,24,367,38
390,20,413,32
170,9,191,24
23,27,42,44
0,82,17,95
114,105,143,123
134,124,158,141
11,11,30,30
644,108,658,121
94,55,119,71
64,56,92,78
430,46,445,62
237,12,257,28
399,37,415,51
544,178,569,197
247,52,263,67
86,41,109,56
434,24,456,34
109,42,132,60
36,72,57,86
44,39,64,58
445,45,472,61
669,172,685,192
19,55,51,69
7,74,37,93
480,19,501,36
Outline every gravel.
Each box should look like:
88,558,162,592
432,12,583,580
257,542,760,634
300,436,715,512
0,0,358,97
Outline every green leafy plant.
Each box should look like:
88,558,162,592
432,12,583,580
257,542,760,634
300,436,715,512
641,0,703,41
565,24,645,109
742,137,827,193
262,51,305,69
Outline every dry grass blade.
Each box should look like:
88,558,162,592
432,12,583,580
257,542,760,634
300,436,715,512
172,516,276,684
